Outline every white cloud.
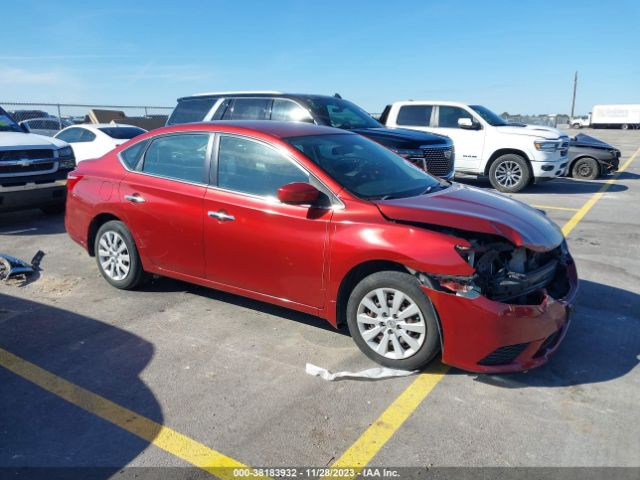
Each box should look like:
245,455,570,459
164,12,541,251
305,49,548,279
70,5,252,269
0,65,71,86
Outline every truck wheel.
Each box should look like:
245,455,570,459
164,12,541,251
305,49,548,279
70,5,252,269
571,157,600,180
572,123,581,129
346,271,440,371
621,123,629,130
489,154,531,193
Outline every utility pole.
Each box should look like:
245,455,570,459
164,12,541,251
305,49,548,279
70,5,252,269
570,71,578,118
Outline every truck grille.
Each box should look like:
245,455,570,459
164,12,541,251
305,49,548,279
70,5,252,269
0,149,57,177
0,149,55,161
408,146,454,177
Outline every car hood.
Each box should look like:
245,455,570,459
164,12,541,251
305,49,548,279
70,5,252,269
350,127,451,149
373,183,564,251
570,133,615,150
0,131,68,149
494,124,566,140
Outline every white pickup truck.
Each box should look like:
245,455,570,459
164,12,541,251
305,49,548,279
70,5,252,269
380,101,569,193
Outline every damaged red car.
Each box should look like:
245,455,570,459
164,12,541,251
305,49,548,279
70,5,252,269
65,121,578,373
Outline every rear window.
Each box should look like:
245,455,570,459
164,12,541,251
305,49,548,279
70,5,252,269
120,140,150,169
397,105,432,126
99,127,146,139
167,98,217,125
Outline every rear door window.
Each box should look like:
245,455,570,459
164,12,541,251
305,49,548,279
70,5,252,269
270,99,313,122
222,98,272,120
56,127,86,143
167,98,218,125
142,134,209,183
396,105,433,126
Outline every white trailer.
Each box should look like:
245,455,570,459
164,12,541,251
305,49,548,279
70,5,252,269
571,104,640,130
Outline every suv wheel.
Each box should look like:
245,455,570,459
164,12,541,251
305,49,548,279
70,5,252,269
346,271,440,370
489,154,531,193
95,220,148,290
571,157,600,180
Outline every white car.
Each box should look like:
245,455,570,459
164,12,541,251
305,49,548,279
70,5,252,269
54,123,146,163
380,101,570,193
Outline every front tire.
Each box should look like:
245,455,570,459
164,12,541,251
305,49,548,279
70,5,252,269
346,271,440,370
489,154,531,193
571,157,600,180
95,220,148,290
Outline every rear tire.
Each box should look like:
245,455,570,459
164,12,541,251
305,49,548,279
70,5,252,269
94,220,148,290
621,123,629,131
346,271,440,371
572,123,581,129
488,154,531,193
571,157,600,180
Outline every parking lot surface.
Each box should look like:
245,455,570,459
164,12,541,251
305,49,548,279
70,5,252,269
1,128,639,477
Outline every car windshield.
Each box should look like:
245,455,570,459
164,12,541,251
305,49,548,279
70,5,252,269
284,133,441,200
304,97,381,130
99,126,146,139
470,105,508,126
0,108,22,133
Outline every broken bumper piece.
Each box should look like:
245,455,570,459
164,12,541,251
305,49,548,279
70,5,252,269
0,251,44,281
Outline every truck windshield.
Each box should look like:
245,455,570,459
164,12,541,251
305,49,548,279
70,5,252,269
470,105,508,126
304,97,382,130
284,133,441,200
0,108,22,133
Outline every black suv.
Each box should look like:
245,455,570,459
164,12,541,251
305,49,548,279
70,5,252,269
166,92,455,179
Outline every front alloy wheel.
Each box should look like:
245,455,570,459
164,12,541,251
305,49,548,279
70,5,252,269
347,271,440,370
489,154,531,193
356,288,426,360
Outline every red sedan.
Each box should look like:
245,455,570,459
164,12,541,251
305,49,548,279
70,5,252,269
65,121,578,373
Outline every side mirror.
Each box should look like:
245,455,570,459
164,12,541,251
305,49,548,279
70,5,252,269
458,118,479,130
277,182,320,205
19,122,30,133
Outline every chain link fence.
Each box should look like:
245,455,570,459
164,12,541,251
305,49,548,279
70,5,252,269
1,102,173,136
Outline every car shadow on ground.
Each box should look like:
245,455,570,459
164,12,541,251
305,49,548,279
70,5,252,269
464,280,640,388
0,293,162,476
454,176,628,195
0,210,66,235
140,276,351,336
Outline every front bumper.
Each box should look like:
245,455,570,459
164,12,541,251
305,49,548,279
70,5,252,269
0,179,67,212
424,261,578,373
531,157,569,180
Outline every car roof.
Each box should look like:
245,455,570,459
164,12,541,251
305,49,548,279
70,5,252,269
154,120,349,139
177,92,338,102
64,123,143,131
390,100,471,107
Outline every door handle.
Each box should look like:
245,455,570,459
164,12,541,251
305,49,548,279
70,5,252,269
124,194,145,204
208,210,235,221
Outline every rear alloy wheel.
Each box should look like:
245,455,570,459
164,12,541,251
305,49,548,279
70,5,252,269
621,123,629,130
571,157,600,180
95,220,148,290
489,154,531,193
346,271,440,370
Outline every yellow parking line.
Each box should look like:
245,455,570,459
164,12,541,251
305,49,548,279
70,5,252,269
562,147,640,236
532,205,580,212
327,145,640,478
0,347,270,480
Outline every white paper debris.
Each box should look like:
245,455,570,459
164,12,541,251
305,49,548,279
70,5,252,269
305,363,418,381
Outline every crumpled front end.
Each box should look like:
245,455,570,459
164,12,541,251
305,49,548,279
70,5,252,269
419,236,578,373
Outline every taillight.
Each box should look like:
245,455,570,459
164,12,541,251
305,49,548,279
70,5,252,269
66,172,83,193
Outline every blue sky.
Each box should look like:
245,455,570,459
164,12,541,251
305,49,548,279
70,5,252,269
1,0,638,115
